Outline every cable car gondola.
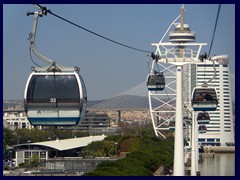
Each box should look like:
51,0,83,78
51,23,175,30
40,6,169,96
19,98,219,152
169,120,175,131
198,124,207,133
191,87,218,111
147,70,165,91
168,120,187,131
24,67,87,126
24,7,87,126
197,112,210,124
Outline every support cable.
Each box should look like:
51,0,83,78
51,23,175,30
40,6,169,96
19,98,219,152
206,4,221,85
208,4,221,57
36,4,152,54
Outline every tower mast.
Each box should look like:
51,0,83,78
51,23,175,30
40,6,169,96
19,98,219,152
150,5,206,175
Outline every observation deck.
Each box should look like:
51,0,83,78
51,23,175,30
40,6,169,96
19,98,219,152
169,24,196,43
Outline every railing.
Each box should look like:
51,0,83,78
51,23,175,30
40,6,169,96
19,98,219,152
160,48,197,59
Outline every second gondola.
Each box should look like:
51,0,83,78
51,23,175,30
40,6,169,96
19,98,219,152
192,87,218,111
147,71,165,91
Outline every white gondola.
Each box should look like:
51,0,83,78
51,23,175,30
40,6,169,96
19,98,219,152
147,71,165,91
24,7,87,126
198,124,207,133
191,87,218,111
197,112,210,124
24,68,87,126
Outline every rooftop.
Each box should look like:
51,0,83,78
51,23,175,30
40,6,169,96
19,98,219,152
13,135,107,151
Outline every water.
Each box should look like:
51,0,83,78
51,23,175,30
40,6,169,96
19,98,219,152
198,153,235,176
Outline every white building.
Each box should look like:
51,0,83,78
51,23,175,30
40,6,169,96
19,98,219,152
13,135,106,167
3,109,34,130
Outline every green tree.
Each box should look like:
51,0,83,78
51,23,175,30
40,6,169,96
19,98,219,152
85,136,174,176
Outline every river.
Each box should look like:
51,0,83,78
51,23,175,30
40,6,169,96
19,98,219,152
198,153,235,176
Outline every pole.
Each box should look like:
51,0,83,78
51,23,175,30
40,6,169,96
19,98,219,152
191,111,197,176
114,143,118,157
195,118,200,175
173,65,184,176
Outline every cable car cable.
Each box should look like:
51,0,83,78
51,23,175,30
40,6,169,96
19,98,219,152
208,4,221,57
35,4,152,54
204,4,221,86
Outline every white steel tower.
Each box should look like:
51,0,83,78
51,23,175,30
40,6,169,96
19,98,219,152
149,5,206,175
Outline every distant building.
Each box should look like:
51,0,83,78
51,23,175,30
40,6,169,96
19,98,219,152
13,135,106,167
3,109,33,130
3,108,121,135
54,112,122,136
80,112,110,129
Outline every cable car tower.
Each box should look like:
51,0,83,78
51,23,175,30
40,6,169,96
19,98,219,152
24,5,87,126
149,5,207,175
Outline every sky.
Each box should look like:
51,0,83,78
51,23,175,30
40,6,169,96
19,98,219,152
3,4,235,100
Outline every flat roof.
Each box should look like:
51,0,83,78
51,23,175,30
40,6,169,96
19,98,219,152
13,135,107,151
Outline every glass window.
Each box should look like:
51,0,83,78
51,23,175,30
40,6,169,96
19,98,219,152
27,75,80,103
25,151,31,159
207,138,215,142
193,88,217,101
14,122,18,129
40,151,46,159
198,64,219,67
22,123,26,128
224,130,231,132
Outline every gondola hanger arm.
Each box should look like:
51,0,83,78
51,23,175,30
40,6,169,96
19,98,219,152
27,6,55,65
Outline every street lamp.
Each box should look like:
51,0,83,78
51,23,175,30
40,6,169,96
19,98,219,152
27,140,31,150
114,143,118,157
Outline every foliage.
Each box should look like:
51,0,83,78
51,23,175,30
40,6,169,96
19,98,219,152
86,157,152,176
3,121,174,175
83,141,115,157
85,135,174,176
104,135,122,142
118,136,141,152
30,153,40,164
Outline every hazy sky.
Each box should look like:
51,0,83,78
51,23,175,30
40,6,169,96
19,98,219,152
3,4,235,100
